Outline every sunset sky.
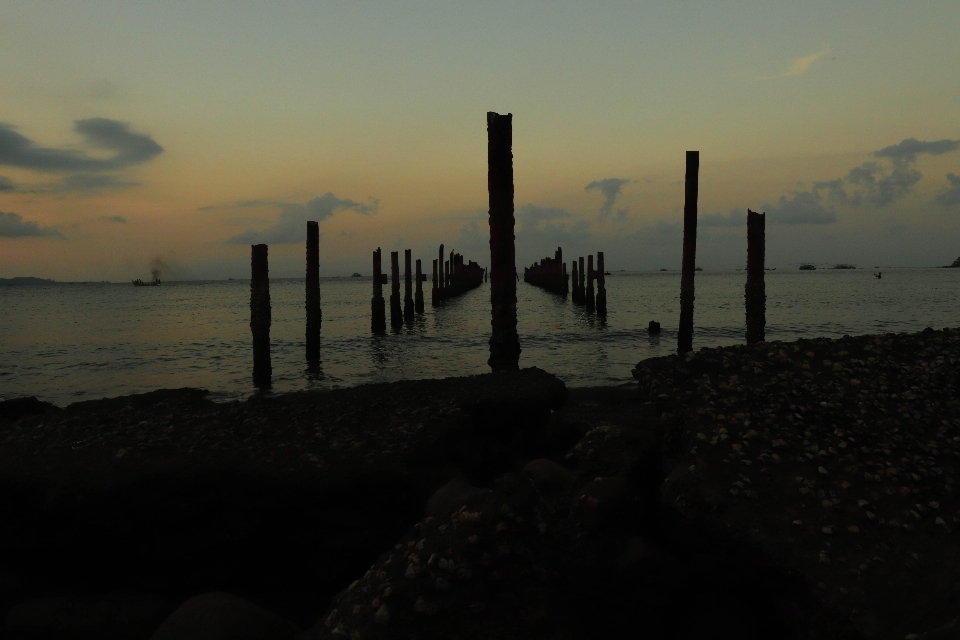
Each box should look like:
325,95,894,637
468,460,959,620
2,1,959,280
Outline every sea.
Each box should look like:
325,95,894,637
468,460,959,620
2,268,958,406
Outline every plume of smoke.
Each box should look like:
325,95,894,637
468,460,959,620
150,256,167,280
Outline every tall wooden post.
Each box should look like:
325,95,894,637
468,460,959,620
250,244,271,387
444,260,450,292
586,254,596,312
432,259,439,306
578,256,585,303
596,251,607,315
678,150,699,354
746,210,766,344
390,251,402,329
438,244,445,299
487,111,521,370
404,249,414,321
305,221,321,362
372,248,386,334
415,259,425,313
571,261,580,304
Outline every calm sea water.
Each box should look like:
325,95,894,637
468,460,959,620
2,269,958,406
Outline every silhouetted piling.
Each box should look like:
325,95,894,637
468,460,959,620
432,259,439,306
571,261,580,304
487,111,521,370
438,245,445,299
585,254,596,312
746,209,766,344
390,251,402,329
415,259,425,313
578,256,586,304
484,268,487,283
404,249,414,321
371,248,386,334
305,221,321,362
523,246,569,296
678,150,699,354
444,260,450,290
250,244,271,386
596,251,607,315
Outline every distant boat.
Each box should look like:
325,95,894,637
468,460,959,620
659,268,668,271
799,264,817,271
603,271,611,275
132,278,161,286
351,272,363,277
695,267,703,272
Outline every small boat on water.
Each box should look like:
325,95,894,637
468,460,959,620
132,278,161,286
799,264,817,271
351,272,363,277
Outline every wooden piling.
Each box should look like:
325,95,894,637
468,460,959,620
487,111,521,370
371,248,386,334
571,261,580,304
444,260,450,291
390,251,402,329
438,244,445,299
250,244,271,386
586,254,596,312
578,256,586,304
432,259,439,306
677,150,699,354
596,251,607,315
404,249,414,321
305,221,321,362
746,209,766,344
415,259,425,313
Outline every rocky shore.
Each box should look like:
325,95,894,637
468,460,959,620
1,328,959,639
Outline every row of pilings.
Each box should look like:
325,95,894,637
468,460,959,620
370,248,431,333
570,252,607,315
523,247,569,296
432,245,486,305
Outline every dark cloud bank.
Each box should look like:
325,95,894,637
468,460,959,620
0,118,162,192
0,211,62,238
225,193,378,245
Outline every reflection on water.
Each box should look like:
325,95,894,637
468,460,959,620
1,269,959,405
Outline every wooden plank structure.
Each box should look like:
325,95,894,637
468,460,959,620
677,150,699,354
305,221,321,362
745,209,766,344
433,246,485,303
487,111,521,370
404,249,415,322
415,258,425,314
371,248,387,334
250,244,271,387
571,260,581,304
523,247,569,296
390,251,403,330
596,251,607,315
585,254,596,312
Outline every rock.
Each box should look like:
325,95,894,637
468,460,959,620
425,476,489,519
3,590,169,640
0,396,60,422
148,592,299,640
521,459,574,493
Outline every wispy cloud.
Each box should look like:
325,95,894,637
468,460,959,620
759,46,829,80
585,178,631,222
100,215,127,223
225,192,378,245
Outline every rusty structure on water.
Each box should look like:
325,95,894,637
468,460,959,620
745,209,766,344
523,247,569,296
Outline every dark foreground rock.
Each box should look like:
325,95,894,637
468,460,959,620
149,592,299,640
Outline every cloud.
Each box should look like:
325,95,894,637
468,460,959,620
874,138,960,165
700,208,747,227
934,173,960,208
101,215,127,223
0,175,13,191
0,118,162,173
517,203,570,230
225,192,378,245
764,189,836,224
0,211,63,238
585,178,631,221
760,46,829,80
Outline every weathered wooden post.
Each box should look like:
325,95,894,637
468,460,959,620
444,259,450,291
390,251,403,329
438,244,445,299
586,254,596,312
487,111,521,370
596,251,607,315
484,267,487,283
677,150,699,354
305,221,321,362
431,259,439,306
371,248,386,334
571,261,580,304
745,209,766,344
404,249,414,321
578,256,586,303
250,244,271,386
415,258,425,313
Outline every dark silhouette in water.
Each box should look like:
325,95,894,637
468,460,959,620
678,150,699,354
875,272,882,279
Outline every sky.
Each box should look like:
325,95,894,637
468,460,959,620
1,1,959,280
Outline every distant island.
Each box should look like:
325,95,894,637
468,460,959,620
0,277,55,286
945,257,960,268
